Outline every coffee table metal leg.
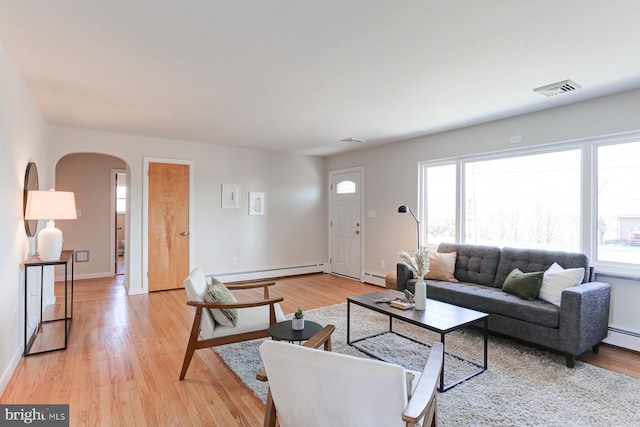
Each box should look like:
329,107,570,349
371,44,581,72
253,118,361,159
483,317,488,370
347,300,351,344
438,319,488,392
440,333,446,392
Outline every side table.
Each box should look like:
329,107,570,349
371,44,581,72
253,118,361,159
268,320,323,343
23,250,74,356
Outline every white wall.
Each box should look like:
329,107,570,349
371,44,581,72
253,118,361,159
48,127,328,294
327,88,640,350
0,41,49,395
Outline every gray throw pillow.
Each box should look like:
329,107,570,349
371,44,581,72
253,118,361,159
204,277,238,327
502,268,544,300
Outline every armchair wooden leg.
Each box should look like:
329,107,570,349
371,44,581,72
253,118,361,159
264,388,277,427
180,344,196,381
180,307,203,380
592,343,600,354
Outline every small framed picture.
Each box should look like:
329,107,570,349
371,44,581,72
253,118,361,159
249,192,266,215
222,184,240,209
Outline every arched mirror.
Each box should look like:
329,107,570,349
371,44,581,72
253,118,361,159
23,162,39,237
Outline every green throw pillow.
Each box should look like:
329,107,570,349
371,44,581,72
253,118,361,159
502,268,544,300
204,277,238,327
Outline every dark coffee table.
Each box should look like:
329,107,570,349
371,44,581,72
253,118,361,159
268,320,323,343
347,290,488,392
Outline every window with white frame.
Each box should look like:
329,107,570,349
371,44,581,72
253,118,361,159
336,180,356,194
463,149,581,250
420,133,640,269
423,163,457,246
596,140,640,265
116,173,126,213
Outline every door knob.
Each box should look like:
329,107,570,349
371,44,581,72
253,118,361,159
180,231,189,236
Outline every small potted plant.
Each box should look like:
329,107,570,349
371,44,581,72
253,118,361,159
292,308,304,330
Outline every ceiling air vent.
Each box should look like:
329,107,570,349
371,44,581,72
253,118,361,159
533,79,581,97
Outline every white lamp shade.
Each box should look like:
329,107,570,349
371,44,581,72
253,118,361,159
25,190,77,261
25,191,77,220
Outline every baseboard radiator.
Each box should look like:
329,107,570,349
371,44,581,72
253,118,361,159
211,263,326,283
362,272,386,287
604,327,640,353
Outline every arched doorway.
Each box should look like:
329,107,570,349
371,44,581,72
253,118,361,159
55,153,130,281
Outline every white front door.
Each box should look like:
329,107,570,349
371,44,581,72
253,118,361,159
330,170,362,280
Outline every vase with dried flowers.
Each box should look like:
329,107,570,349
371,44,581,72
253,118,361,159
398,248,430,310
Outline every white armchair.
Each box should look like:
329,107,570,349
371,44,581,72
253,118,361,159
259,336,443,427
180,267,286,380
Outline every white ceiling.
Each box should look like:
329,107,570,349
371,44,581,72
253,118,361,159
2,1,640,156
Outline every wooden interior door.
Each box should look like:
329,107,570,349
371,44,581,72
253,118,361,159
148,162,190,291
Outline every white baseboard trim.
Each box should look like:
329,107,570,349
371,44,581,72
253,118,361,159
211,263,326,283
0,349,21,397
603,328,640,352
55,271,111,281
361,272,386,287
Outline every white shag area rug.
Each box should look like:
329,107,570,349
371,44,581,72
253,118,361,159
214,303,640,426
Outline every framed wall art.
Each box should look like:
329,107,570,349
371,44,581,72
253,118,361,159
249,192,266,215
222,184,240,209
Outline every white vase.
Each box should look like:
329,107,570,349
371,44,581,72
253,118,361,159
292,318,304,330
414,278,427,310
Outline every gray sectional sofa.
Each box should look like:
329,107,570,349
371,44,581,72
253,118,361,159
396,243,611,367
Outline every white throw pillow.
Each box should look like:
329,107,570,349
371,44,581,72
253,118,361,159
539,262,585,306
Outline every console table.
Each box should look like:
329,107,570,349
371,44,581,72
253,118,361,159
23,250,74,356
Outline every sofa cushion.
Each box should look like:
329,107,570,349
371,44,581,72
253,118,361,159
437,243,501,287
494,247,590,288
424,251,458,282
501,268,544,300
426,280,559,328
539,262,585,306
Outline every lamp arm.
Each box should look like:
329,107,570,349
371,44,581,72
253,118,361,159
408,207,419,224
408,207,421,249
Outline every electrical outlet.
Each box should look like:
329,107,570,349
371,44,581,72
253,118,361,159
380,260,385,269
232,257,238,265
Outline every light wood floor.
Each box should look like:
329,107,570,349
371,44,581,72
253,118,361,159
2,273,639,426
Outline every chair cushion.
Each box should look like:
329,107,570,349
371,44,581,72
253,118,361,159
205,278,239,327
260,340,409,427
212,303,286,339
184,268,217,339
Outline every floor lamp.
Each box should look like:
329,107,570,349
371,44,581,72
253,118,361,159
398,205,420,250
25,190,77,261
